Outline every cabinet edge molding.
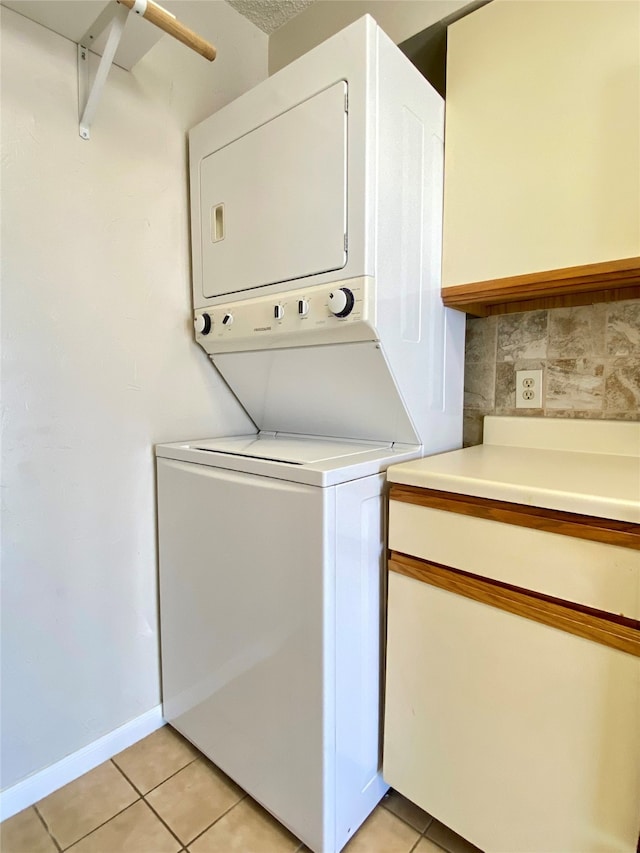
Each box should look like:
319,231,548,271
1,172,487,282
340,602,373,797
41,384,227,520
388,484,640,551
441,256,640,316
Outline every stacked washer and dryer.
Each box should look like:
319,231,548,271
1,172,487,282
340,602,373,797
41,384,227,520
156,16,464,853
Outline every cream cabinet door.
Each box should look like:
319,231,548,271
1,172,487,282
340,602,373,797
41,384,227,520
384,570,640,853
442,0,640,289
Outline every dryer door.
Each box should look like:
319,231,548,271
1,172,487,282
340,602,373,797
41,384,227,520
199,81,348,298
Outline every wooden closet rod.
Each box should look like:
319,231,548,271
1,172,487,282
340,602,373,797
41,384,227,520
117,0,217,61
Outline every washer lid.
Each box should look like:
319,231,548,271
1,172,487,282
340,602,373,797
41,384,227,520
156,433,422,486
187,434,391,465
213,341,420,446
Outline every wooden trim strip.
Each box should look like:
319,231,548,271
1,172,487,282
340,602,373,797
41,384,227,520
117,0,217,61
480,285,640,317
389,484,640,551
389,551,640,658
441,256,640,316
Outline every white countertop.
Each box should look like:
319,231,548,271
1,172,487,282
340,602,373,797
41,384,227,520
387,417,640,524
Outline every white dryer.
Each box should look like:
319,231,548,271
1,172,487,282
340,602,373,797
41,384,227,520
188,15,465,452
156,14,465,853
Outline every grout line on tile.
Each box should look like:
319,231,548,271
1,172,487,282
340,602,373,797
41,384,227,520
382,806,434,836
33,804,63,853
421,816,434,835
109,758,145,798
181,793,248,848
141,796,186,850
54,797,143,851
114,753,201,798
380,797,435,837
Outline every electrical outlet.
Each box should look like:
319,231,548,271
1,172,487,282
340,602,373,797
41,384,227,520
515,369,543,409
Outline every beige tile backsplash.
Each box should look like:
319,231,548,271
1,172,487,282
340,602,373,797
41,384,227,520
463,299,640,446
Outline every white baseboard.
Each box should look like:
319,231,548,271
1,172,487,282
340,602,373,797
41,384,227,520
0,705,164,822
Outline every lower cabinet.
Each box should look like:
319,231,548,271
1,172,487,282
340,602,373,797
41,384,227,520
383,498,640,853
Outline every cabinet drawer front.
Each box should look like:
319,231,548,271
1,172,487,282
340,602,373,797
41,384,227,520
388,501,640,619
383,571,640,853
389,552,640,657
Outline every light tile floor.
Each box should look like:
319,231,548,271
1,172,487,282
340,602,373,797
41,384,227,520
1,726,482,853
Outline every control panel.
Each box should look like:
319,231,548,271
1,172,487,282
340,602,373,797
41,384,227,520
194,277,376,354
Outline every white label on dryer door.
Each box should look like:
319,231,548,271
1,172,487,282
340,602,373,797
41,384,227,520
200,81,348,298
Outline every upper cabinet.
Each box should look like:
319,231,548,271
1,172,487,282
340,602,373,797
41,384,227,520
441,0,640,315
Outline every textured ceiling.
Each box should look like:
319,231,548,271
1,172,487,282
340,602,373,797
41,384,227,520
226,0,317,34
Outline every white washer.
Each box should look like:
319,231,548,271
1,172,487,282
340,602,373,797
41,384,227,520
156,434,420,853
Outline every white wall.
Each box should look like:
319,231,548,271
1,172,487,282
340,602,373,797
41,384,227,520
0,1,267,792
268,0,471,73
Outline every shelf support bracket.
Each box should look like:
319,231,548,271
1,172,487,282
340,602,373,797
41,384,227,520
77,1,134,140
77,0,215,140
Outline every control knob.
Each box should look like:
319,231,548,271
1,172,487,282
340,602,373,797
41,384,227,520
298,299,309,317
327,287,355,318
274,304,284,321
194,313,212,335
222,313,233,327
